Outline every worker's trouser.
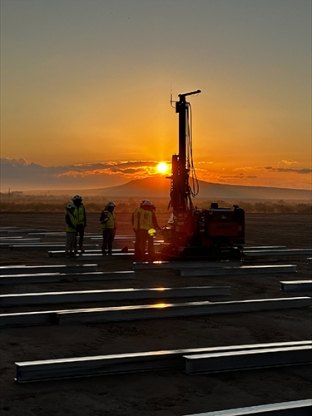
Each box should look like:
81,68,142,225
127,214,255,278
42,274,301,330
66,232,77,254
134,229,155,261
75,224,85,250
102,228,115,255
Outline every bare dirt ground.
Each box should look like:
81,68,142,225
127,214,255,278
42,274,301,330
0,212,311,416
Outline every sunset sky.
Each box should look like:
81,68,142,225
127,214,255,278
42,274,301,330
1,0,311,191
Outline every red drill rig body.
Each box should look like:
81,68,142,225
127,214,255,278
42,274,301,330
162,90,245,260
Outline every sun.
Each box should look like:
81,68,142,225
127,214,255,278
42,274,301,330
156,162,170,175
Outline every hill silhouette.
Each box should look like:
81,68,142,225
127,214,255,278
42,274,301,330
99,176,311,201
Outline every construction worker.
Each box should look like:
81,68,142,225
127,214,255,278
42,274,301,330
72,194,87,253
65,202,77,257
132,200,160,261
100,201,117,255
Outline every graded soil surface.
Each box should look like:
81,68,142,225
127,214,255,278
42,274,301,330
0,213,311,415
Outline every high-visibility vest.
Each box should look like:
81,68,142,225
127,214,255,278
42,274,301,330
75,205,86,225
132,207,153,231
100,210,116,230
65,211,76,232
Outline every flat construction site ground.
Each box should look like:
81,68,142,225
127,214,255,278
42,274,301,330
0,212,311,416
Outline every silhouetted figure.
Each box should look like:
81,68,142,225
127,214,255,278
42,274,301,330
72,195,87,253
65,202,77,257
100,201,117,255
132,200,160,261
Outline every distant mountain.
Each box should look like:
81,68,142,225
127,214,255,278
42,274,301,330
99,176,311,201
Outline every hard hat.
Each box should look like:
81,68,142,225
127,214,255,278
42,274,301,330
148,228,156,236
72,194,82,201
66,202,75,209
106,201,116,208
141,200,153,207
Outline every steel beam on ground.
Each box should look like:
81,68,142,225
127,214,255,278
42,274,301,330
0,239,42,247
0,237,41,242
184,345,312,375
76,253,133,259
243,245,287,250
0,228,47,234
182,399,312,416
48,250,132,257
27,231,66,237
56,296,311,326
0,264,98,275
9,243,98,250
133,261,241,270
14,341,312,383
243,248,312,257
0,271,135,286
280,280,312,292
179,264,297,277
2,297,310,328
0,286,231,307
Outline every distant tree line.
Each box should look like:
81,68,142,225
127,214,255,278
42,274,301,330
0,193,311,214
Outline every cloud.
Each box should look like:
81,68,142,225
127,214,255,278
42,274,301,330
0,158,162,190
265,166,312,174
279,160,298,166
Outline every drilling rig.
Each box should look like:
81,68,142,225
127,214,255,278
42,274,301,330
161,90,245,260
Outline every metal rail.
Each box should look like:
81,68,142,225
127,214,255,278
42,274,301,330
179,264,297,277
133,261,241,270
243,248,312,257
56,297,311,326
48,250,132,257
280,280,312,292
183,399,312,416
184,345,312,374
0,270,135,286
0,285,231,307
0,263,98,275
1,296,310,328
9,243,98,250
14,340,312,383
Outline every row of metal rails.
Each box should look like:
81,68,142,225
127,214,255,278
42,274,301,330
1,260,312,383
0,227,311,258
1,228,311,415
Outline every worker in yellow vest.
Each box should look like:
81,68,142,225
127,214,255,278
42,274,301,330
100,201,117,255
72,195,87,253
65,202,77,257
132,200,160,261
